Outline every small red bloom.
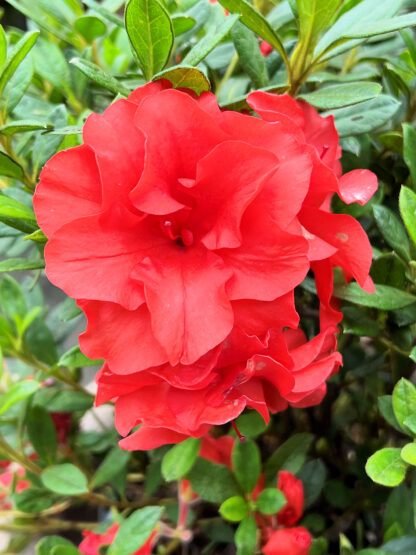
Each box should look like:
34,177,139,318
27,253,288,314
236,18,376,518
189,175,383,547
260,41,273,57
276,471,304,527
263,527,312,555
79,523,156,555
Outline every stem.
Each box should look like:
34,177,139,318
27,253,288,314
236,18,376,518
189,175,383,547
216,53,239,96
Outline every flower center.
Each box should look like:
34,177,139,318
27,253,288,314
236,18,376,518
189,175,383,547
162,220,194,247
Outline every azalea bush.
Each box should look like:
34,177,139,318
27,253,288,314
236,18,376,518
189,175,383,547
0,0,415,554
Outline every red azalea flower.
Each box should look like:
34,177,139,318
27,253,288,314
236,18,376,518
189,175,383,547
276,471,304,527
262,527,312,555
34,83,376,447
79,523,156,555
0,464,30,509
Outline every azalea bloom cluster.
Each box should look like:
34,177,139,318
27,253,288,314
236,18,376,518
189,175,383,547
34,81,377,450
0,461,29,510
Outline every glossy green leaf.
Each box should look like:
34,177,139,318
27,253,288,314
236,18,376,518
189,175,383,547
366,448,408,487
219,496,248,521
298,459,327,508
25,318,58,365
26,405,57,464
187,458,241,503
0,31,39,97
403,123,416,189
233,411,268,438
256,488,286,514
235,515,257,555
410,347,416,364
0,26,6,68
231,21,268,89
70,58,129,96
14,488,55,513
51,546,80,555
41,464,88,495
399,186,416,245
183,14,239,66
162,437,200,481
328,95,401,137
107,506,163,555
153,65,210,95
0,120,52,135
392,379,416,433
296,0,340,47
58,346,102,368
0,380,40,415
36,536,75,555
401,443,416,466
125,0,174,81
91,446,130,488
373,205,411,262
171,15,196,35
0,257,44,272
347,13,416,39
0,153,24,180
378,395,402,432
265,433,314,484
34,38,69,91
333,283,416,310
232,439,261,493
83,0,124,27
299,82,381,109
217,0,288,67
74,15,107,42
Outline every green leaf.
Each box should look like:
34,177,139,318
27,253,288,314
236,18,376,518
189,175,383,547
256,488,286,514
378,395,402,432
14,487,55,513
296,0,340,47
233,411,268,438
83,0,124,27
401,443,416,466
161,437,200,481
328,95,401,137
107,506,163,555
183,14,239,66
25,319,58,365
299,82,381,109
51,546,80,555
58,346,102,368
171,15,196,36
187,458,241,503
410,347,416,364
41,463,88,495
347,13,416,39
0,120,52,136
0,274,26,320
219,496,248,521
231,21,268,89
217,0,288,67
24,229,47,243
265,433,314,484
392,379,416,433
298,459,327,508
399,186,416,246
26,405,57,464
0,258,44,272
232,438,261,493
91,446,130,488
0,152,24,180
34,38,69,91
74,15,107,42
125,0,174,81
333,283,416,310
0,26,6,68
373,205,411,262
235,515,257,555
70,58,129,96
366,448,408,487
403,123,416,189
36,536,75,555
35,389,93,412
0,194,37,235
153,65,210,95
0,31,39,97
342,306,380,337
0,380,40,415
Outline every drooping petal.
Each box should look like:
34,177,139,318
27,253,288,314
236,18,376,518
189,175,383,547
132,245,233,364
338,169,378,205
34,145,102,238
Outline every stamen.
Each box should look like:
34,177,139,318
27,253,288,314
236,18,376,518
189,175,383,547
231,420,246,442
320,144,329,159
163,220,180,241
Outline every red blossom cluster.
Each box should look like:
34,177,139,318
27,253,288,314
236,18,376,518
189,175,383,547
0,461,30,510
34,81,377,450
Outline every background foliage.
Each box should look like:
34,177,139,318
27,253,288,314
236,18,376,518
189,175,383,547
0,0,415,553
